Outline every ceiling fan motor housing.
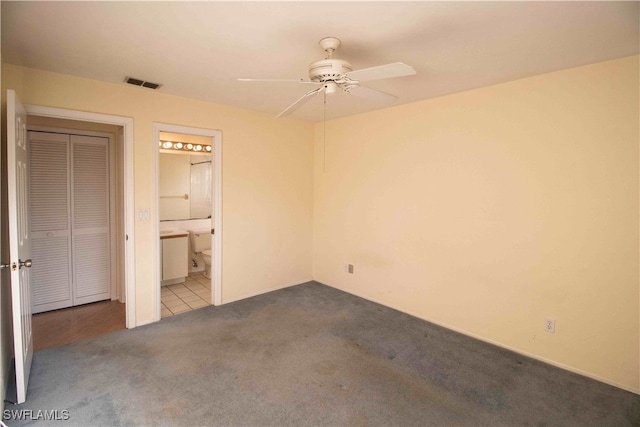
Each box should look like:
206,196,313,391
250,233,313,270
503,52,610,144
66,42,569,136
308,59,353,83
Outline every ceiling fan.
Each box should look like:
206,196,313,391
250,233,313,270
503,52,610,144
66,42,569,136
239,37,416,118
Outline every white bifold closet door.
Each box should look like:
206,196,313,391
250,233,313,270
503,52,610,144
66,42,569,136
29,131,111,314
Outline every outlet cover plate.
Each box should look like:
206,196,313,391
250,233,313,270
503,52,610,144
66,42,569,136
544,318,556,333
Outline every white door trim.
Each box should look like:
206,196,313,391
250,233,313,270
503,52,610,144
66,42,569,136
153,122,222,322
24,105,136,328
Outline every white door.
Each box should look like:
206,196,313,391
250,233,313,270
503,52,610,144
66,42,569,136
28,132,111,313
71,135,111,306
29,131,72,313
7,90,33,404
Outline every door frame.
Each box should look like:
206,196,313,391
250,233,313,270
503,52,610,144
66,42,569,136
24,105,136,328
153,122,222,321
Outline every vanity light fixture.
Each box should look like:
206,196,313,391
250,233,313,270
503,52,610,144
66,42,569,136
159,140,212,154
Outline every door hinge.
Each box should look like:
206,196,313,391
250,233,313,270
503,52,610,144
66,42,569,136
211,229,215,235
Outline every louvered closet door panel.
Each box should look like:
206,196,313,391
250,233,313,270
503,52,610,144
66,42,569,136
71,135,111,305
31,237,71,313
28,132,73,314
74,233,109,299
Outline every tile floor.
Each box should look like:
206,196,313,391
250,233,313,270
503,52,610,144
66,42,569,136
161,272,211,318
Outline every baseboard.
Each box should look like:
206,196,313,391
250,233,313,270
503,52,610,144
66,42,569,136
222,278,312,304
135,318,155,328
315,280,640,395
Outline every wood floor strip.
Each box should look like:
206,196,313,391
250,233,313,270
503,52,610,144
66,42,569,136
32,300,126,351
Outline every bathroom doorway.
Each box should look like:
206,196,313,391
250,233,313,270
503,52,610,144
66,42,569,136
153,123,222,321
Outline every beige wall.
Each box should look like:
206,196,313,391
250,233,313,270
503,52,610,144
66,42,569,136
313,56,639,392
1,56,637,395
2,64,314,324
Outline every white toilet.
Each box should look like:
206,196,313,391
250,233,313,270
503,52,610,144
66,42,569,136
201,249,212,278
189,230,213,278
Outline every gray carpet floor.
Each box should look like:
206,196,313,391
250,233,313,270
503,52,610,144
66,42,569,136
4,282,639,426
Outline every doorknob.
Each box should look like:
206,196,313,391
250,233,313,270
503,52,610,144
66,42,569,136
18,259,32,269
0,262,10,271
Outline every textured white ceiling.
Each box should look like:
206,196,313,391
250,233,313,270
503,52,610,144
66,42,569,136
2,1,638,122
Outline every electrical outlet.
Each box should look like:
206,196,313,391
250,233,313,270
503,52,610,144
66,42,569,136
544,318,556,333
348,264,354,274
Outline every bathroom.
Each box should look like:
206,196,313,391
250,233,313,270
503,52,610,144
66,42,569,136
158,131,214,318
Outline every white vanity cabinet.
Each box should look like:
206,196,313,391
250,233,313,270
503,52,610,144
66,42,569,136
161,232,189,284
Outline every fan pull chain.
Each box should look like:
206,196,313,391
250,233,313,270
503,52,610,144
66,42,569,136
323,90,327,173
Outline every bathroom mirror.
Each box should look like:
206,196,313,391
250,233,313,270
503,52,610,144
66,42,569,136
159,132,212,221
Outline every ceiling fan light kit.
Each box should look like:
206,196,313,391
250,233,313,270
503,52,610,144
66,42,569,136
239,36,416,118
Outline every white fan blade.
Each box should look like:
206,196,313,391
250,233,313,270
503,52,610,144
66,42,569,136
277,86,326,118
346,62,416,82
347,85,397,104
238,78,318,84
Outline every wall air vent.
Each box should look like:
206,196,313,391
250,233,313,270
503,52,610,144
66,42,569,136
124,76,162,90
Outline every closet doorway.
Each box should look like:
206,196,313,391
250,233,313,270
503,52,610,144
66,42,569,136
26,116,127,348
29,130,113,312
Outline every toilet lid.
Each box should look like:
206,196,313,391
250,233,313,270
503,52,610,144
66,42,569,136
202,249,212,256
